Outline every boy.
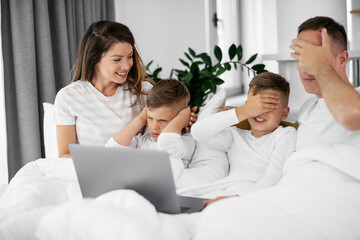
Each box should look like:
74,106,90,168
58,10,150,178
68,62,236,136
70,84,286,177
105,79,195,168
189,72,296,198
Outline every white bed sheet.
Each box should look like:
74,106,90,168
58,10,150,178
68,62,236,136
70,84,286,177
0,143,359,240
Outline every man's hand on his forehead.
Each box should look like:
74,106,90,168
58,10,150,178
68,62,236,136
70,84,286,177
290,28,333,76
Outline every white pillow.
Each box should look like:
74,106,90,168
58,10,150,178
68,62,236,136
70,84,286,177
43,103,58,158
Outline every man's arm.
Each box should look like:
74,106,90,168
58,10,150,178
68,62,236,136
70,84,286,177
291,29,360,130
315,65,360,130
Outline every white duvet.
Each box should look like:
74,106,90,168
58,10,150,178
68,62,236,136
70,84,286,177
1,143,360,240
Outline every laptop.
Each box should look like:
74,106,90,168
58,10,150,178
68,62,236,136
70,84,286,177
69,144,207,214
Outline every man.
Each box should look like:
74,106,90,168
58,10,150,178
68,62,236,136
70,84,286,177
290,16,360,151
192,17,360,239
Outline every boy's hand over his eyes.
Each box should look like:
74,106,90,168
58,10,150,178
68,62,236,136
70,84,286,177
241,89,279,118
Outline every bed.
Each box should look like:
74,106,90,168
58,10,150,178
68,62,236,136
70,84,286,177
1,142,360,240
1,90,360,239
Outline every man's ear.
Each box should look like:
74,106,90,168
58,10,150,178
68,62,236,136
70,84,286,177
338,50,349,66
282,107,290,120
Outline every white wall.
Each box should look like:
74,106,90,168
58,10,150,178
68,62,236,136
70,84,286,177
276,0,347,53
216,0,242,91
114,0,207,78
239,0,279,94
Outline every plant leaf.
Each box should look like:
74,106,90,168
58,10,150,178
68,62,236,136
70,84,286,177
201,80,211,91
211,63,221,73
189,47,196,57
190,61,200,73
199,70,213,78
209,82,217,93
146,60,153,70
236,45,243,61
213,78,225,85
245,53,258,64
214,45,222,62
216,67,227,76
152,67,162,82
233,62,238,70
256,69,268,74
179,58,190,68
169,69,174,78
184,72,193,83
184,52,193,62
251,63,265,71
196,52,207,58
199,54,212,67
228,44,236,60
224,62,231,70
174,69,185,75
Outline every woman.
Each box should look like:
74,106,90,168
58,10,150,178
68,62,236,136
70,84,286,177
54,21,154,158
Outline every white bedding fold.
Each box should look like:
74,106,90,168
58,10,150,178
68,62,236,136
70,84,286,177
283,142,360,181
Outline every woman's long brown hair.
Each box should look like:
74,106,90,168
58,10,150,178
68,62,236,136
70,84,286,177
72,21,153,106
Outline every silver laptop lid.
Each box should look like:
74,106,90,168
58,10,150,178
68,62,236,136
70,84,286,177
69,144,182,214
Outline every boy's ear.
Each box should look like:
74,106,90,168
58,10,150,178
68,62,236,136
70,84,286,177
282,107,290,120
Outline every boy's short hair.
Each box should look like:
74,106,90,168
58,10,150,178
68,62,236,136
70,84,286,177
298,16,347,55
248,72,290,107
147,78,190,110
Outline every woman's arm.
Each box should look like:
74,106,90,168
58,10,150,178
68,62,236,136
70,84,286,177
57,125,76,158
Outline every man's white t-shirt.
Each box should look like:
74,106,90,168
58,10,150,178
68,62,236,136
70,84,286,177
54,80,153,145
296,87,360,151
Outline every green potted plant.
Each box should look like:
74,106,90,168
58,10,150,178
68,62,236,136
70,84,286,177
146,44,267,110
